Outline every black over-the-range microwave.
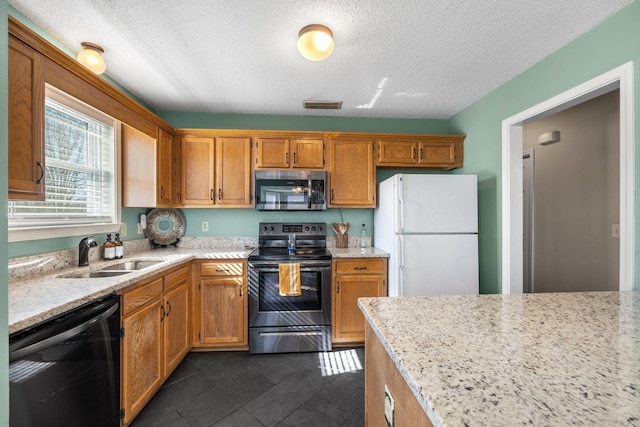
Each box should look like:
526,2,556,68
254,170,327,210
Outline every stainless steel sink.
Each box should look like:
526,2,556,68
99,261,162,271
61,270,133,279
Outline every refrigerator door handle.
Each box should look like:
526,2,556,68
399,235,405,295
398,176,405,232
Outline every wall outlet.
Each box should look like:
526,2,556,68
120,223,127,237
202,221,209,232
137,223,143,235
384,384,395,427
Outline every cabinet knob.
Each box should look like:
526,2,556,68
354,266,367,271
160,305,166,321
210,189,213,200
218,189,222,200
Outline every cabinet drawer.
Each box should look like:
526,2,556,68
335,259,386,275
200,262,244,277
335,258,385,274
164,265,189,292
121,277,163,316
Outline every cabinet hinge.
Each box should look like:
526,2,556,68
120,408,125,419
120,327,125,338
198,332,201,340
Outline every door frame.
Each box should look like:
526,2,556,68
501,61,635,294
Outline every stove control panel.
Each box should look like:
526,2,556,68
259,222,325,237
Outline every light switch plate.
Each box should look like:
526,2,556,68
612,224,620,239
384,384,395,427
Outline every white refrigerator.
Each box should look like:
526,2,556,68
374,173,479,296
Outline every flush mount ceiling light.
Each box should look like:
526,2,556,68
297,24,334,61
77,42,106,75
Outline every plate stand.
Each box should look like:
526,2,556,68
151,238,180,249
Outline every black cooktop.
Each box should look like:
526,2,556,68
248,247,332,261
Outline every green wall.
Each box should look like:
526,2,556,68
159,111,450,134
1,0,9,423
450,0,640,292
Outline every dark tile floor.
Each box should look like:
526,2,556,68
129,347,365,427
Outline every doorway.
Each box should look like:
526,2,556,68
501,61,634,294
522,91,620,293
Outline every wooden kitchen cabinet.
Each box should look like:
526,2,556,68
332,258,387,345
376,135,464,169
8,36,45,201
180,134,251,207
328,139,376,208
120,277,164,426
193,260,248,349
157,128,174,206
162,266,191,375
255,137,325,169
215,137,252,206
120,265,191,426
122,125,174,207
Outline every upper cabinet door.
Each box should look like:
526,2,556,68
215,137,251,207
418,140,459,167
255,138,289,168
181,137,215,206
122,125,159,207
8,37,45,201
157,128,173,206
377,140,418,165
328,139,375,208
291,138,325,169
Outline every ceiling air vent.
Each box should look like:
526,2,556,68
303,100,343,110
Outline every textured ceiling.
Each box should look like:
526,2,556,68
9,0,631,119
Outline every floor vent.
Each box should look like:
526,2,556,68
303,100,343,110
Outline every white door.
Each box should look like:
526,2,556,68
399,174,478,233
399,234,479,296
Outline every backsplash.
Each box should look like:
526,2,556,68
8,238,153,281
8,235,371,281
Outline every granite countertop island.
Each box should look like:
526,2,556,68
359,291,640,426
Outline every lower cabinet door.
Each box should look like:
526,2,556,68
121,299,164,425
199,277,247,346
333,275,384,344
163,281,190,375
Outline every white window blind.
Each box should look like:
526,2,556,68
8,87,117,229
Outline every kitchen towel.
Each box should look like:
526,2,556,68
279,262,301,296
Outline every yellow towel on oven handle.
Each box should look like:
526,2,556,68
279,262,302,296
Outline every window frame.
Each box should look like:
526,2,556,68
8,85,122,243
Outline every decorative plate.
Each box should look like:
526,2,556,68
144,208,186,246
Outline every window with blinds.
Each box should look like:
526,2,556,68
8,86,117,229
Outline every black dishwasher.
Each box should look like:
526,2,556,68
9,294,121,427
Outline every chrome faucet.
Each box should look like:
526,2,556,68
78,236,98,267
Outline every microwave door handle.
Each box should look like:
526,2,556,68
308,174,312,209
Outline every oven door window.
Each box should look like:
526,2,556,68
258,270,323,312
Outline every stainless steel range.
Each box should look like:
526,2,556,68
248,222,332,354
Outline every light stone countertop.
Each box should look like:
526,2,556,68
328,246,389,258
358,291,640,427
8,247,253,334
